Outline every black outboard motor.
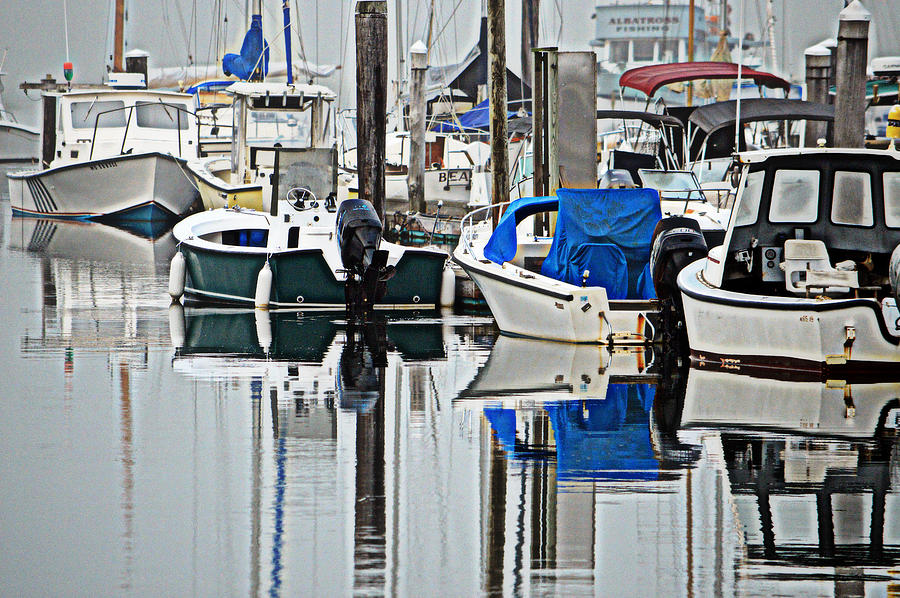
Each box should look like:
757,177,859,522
649,216,708,346
336,199,395,316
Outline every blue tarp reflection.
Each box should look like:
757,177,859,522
484,384,659,481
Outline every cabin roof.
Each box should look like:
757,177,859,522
50,89,194,101
226,81,336,100
736,145,900,164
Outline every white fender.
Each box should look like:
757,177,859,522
255,309,272,355
255,261,273,309
168,251,186,300
168,302,186,349
440,264,456,307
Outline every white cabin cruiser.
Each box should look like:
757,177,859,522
453,187,661,344
186,81,344,212
7,81,200,222
651,146,900,377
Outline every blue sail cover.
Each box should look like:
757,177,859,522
483,195,557,265
222,14,269,80
540,188,661,299
432,99,517,133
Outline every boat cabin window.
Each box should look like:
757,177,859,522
883,172,900,228
768,169,819,223
70,100,126,129
135,101,190,130
248,110,311,145
426,138,445,168
831,171,873,227
734,170,765,226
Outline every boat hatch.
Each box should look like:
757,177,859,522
218,229,268,247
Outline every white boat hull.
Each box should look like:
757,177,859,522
7,152,199,220
454,252,656,344
0,122,39,161
678,258,900,375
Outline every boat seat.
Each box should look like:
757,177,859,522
780,239,858,295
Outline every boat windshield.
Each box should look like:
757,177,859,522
638,169,703,200
247,109,312,145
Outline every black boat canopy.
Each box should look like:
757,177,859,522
596,110,685,130
688,99,834,135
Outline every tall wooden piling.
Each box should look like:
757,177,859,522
804,44,831,146
521,0,540,89
355,1,388,220
833,1,870,148
488,0,509,226
408,41,427,214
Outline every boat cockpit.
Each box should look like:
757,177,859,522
713,149,900,300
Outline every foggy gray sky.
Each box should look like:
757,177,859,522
1,1,898,127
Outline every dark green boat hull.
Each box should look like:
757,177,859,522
181,245,446,309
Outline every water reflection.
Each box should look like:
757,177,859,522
3,198,900,595
681,367,900,583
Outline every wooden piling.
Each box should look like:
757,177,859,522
521,0,540,89
488,0,509,227
804,44,831,146
833,1,870,148
408,41,427,214
355,1,388,220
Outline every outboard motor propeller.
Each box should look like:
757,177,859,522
649,216,708,347
336,198,396,316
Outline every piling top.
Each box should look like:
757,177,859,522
840,0,871,22
410,40,427,70
804,44,831,57
356,1,387,14
125,49,150,58
819,37,838,49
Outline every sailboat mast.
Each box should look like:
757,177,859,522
113,0,125,71
687,0,695,106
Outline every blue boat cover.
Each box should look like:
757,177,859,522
483,195,557,265
222,14,269,81
540,187,661,299
431,99,518,133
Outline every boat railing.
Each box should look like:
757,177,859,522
0,109,19,124
459,199,514,259
88,102,200,161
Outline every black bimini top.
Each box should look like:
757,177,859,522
688,99,834,135
596,110,684,130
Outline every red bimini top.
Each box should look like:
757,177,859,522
619,62,792,97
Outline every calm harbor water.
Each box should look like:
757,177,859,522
2,187,900,597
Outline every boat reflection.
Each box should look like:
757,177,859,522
680,367,900,574
172,311,493,596
11,216,177,358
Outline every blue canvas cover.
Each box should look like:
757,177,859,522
540,187,661,299
431,99,517,133
222,14,270,81
483,196,557,265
